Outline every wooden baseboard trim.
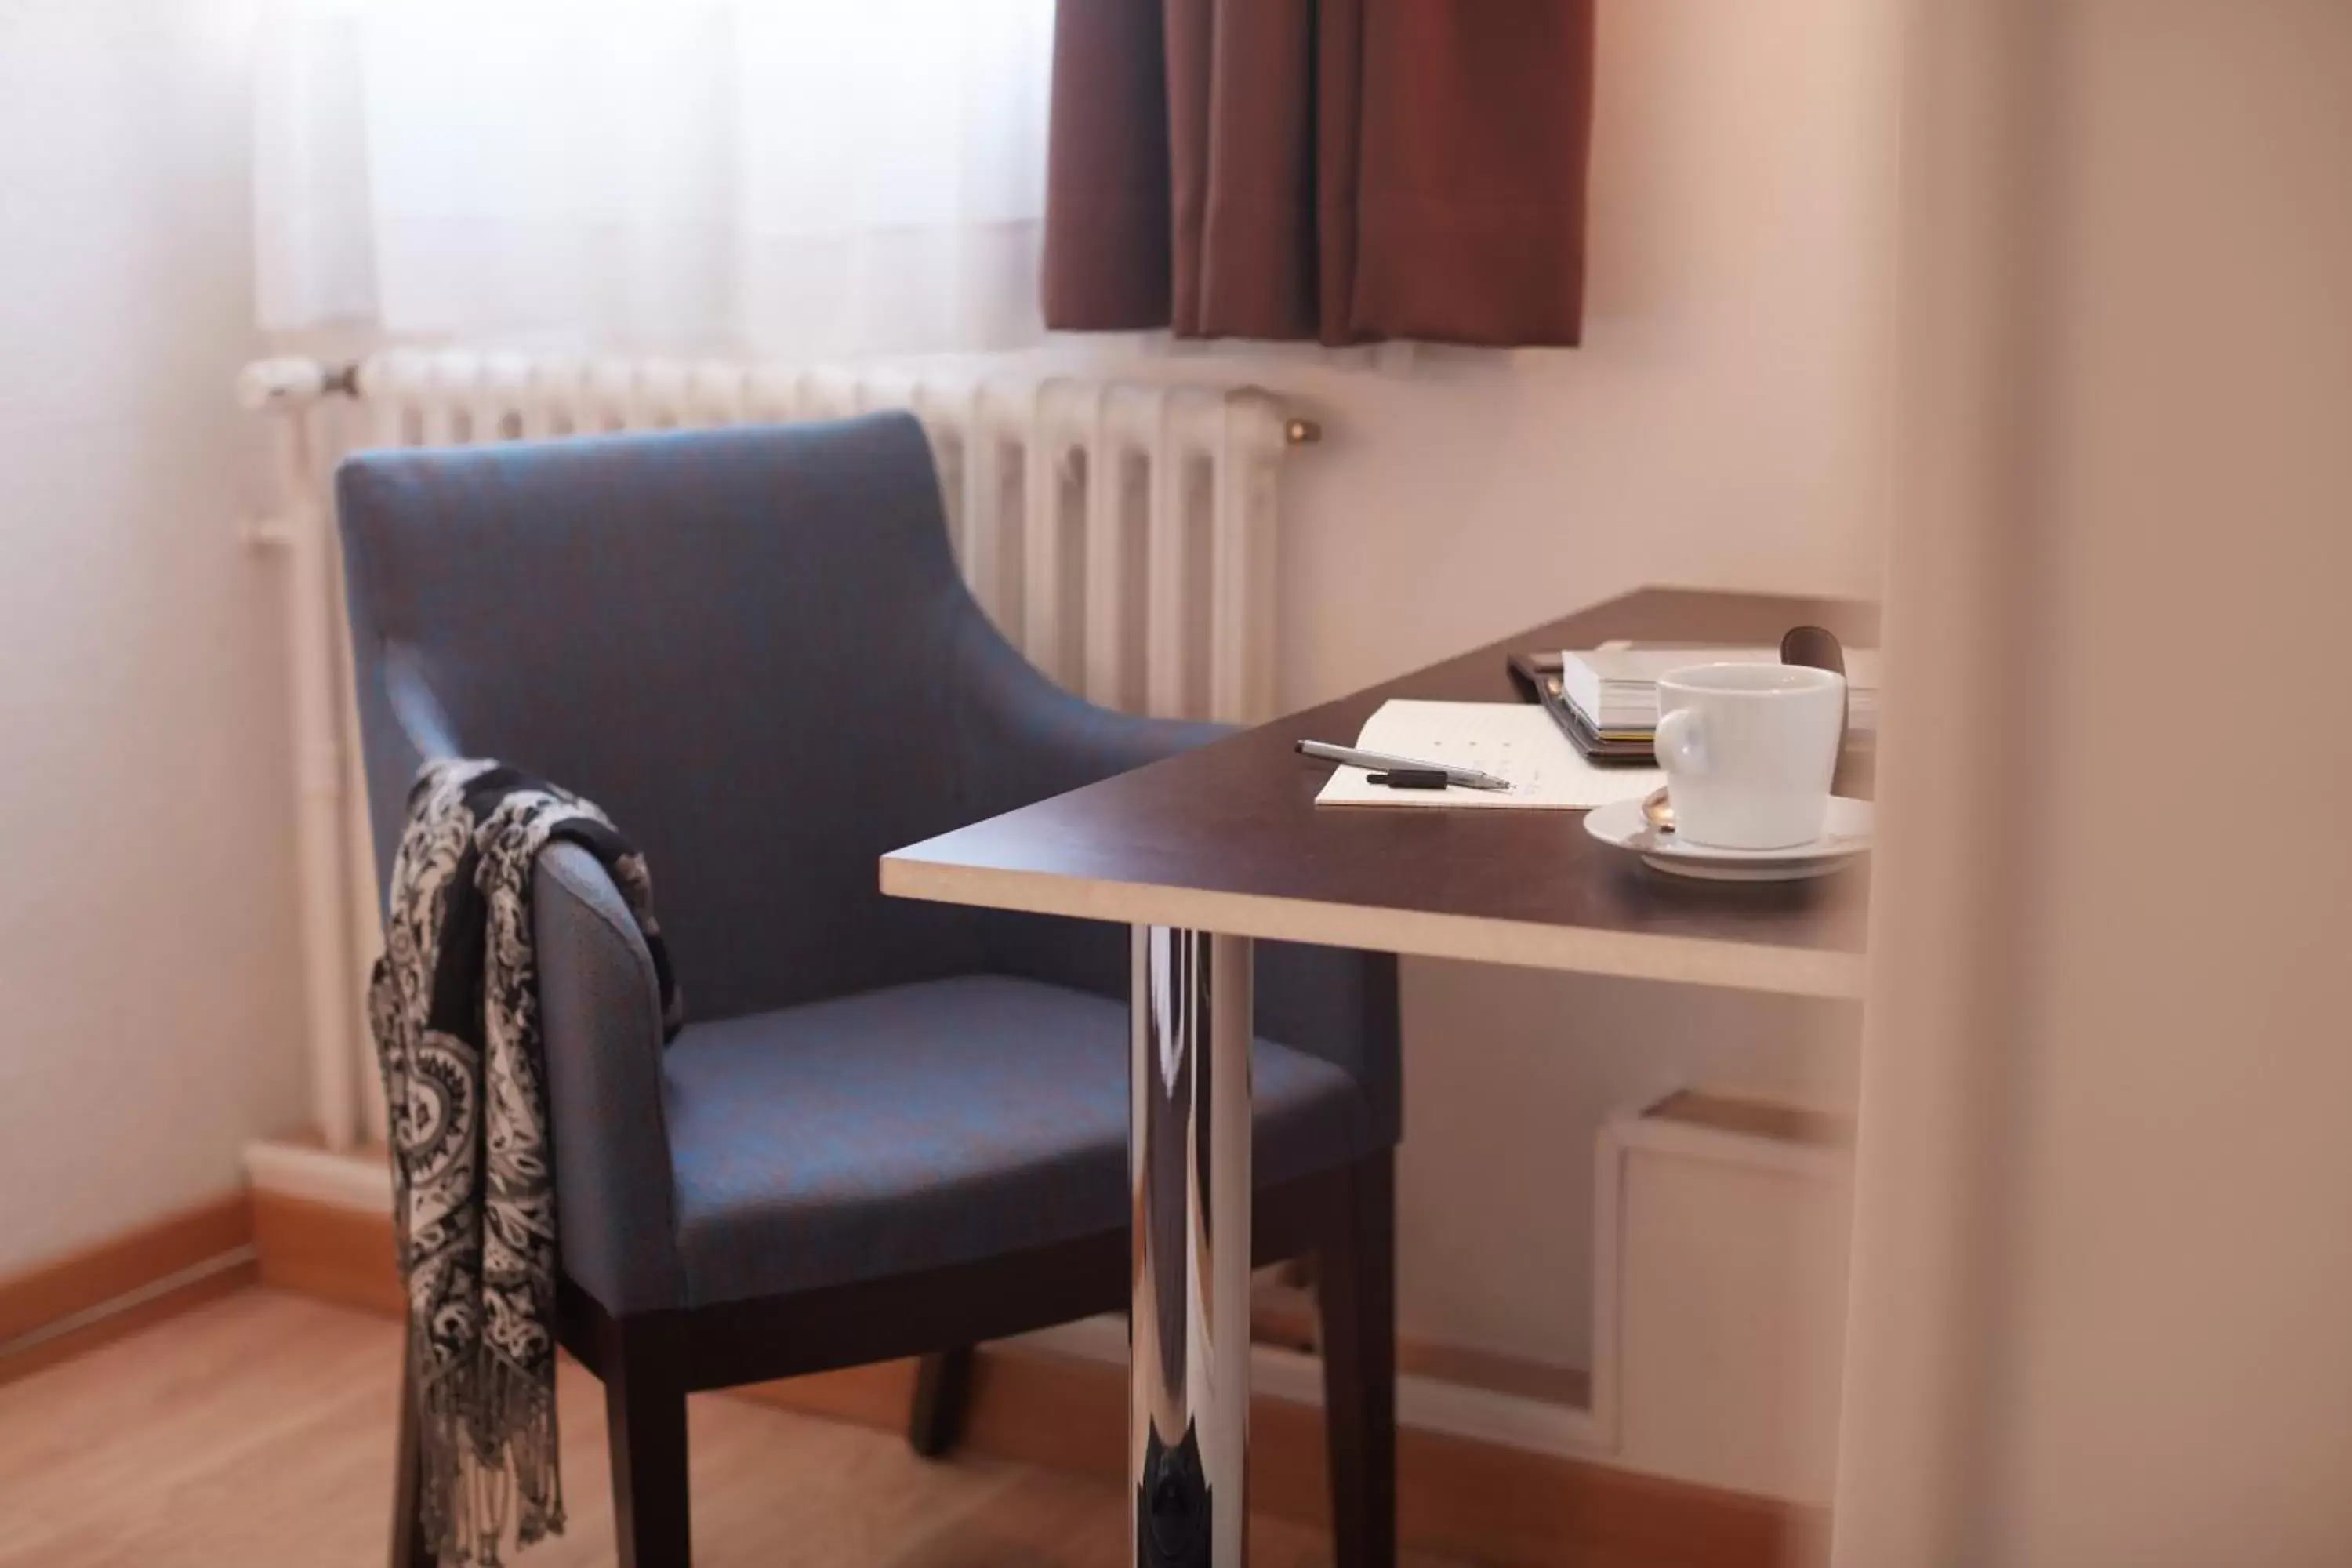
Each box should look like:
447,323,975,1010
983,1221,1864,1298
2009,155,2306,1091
735,1354,1804,1568
0,1195,257,1387
252,1189,405,1318
250,1188,1809,1566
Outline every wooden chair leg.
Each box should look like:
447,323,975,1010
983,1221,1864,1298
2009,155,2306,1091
1317,1152,1397,1568
390,1331,437,1568
605,1326,693,1568
908,1347,975,1459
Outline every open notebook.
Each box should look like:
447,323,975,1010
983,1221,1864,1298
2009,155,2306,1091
1314,700,1664,811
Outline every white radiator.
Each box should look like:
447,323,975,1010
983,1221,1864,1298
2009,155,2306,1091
238,349,1316,1152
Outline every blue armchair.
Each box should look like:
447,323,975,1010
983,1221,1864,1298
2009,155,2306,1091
339,414,1401,1566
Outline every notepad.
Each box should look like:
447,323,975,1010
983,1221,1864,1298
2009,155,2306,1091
1314,701,1666,811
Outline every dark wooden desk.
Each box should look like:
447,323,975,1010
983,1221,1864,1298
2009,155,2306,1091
880,588,1877,1567
886,588,1875,998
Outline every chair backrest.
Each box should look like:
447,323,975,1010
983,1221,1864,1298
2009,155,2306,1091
338,415,1024,1022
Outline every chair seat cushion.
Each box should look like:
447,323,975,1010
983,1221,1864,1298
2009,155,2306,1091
662,974,1377,1306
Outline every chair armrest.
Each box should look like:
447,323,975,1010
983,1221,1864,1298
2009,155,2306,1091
951,622,1228,814
535,840,687,1315
949,628,1218,1000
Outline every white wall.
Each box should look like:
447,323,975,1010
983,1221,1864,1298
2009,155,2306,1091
1078,0,1900,1366
1984,5,2352,1549
1835,2,2352,1561
0,0,304,1275
264,0,1900,1377
1269,0,1896,706
0,0,1895,1363
1981,9,2352,1554
1370,0,1895,1370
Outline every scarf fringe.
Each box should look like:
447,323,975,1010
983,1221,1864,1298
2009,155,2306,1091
415,1341,568,1567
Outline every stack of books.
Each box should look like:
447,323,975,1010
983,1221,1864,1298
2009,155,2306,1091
1534,646,1882,761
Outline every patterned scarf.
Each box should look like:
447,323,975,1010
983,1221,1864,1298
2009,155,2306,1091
369,759,680,1566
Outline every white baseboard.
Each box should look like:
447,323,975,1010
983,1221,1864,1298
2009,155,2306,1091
1019,1316,1606,1459
243,1141,391,1212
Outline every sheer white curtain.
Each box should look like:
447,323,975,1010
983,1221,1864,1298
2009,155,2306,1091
253,0,1057,358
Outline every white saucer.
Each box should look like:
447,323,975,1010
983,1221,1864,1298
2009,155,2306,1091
1583,797,1875,882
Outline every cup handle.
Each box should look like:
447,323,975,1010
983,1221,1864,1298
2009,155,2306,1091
1654,707,1707,775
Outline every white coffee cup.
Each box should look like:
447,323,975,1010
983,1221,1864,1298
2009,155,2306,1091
1653,663,1846,850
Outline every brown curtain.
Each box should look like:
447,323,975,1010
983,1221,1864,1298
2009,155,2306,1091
1042,0,1596,347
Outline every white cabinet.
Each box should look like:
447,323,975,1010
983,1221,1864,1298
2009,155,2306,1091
1593,1091,1853,1504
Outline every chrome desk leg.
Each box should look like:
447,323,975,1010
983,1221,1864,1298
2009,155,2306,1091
1132,926,1253,1568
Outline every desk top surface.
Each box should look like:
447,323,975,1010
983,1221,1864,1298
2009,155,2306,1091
882,588,1878,998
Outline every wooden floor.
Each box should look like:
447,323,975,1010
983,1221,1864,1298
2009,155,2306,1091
0,1289,1472,1567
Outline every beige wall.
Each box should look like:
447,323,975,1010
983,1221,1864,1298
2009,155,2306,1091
1063,0,1900,1363
1837,0,2352,1561
0,0,305,1275
263,0,1900,1373
0,0,1899,1373
1265,0,1896,706
1984,0,2352,1558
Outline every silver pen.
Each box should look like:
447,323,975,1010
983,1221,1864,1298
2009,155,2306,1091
1294,739,1513,792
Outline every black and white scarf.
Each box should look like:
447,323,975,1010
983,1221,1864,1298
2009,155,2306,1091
369,758,680,1566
